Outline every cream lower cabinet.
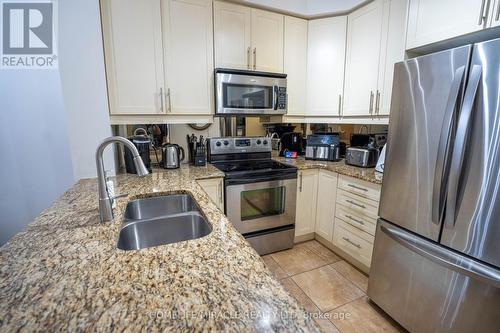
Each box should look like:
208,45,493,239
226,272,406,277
214,1,284,72
333,175,381,270
491,0,500,27
295,170,319,238
314,170,338,241
197,177,224,211
406,0,490,50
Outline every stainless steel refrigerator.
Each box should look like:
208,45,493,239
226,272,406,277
368,38,500,333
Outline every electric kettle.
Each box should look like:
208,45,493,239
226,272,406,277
162,143,185,169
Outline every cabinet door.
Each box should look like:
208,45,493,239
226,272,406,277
101,0,165,115
376,0,409,116
284,16,308,116
306,17,347,116
343,0,384,117
490,0,500,27
251,9,284,72
406,0,486,50
197,178,224,211
315,170,338,242
162,0,213,115
214,1,251,70
295,170,318,237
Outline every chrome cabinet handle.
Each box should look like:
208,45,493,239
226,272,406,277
338,94,342,116
496,0,500,20
345,214,365,225
167,88,172,112
375,90,381,114
218,183,223,206
159,88,164,112
478,0,491,25
247,47,251,69
299,174,303,192
347,183,368,192
369,91,374,114
253,48,256,70
342,237,361,249
346,199,366,209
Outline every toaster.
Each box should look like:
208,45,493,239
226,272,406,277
345,147,379,168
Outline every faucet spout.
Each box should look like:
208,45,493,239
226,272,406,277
95,136,149,222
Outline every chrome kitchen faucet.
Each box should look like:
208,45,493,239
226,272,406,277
95,136,149,222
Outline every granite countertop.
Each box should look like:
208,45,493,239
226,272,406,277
0,163,319,332
273,156,383,185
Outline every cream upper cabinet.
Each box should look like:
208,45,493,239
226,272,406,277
214,1,251,70
284,16,308,116
162,0,214,115
376,0,409,116
214,1,284,72
101,0,165,115
406,0,487,50
315,170,338,242
306,17,347,117
295,169,318,237
343,0,384,117
251,9,284,72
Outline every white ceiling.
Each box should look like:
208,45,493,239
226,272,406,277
235,0,369,17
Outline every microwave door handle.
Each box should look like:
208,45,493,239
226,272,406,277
431,66,466,225
445,64,482,229
273,86,279,110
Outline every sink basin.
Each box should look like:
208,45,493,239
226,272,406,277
117,194,211,251
123,194,198,221
117,212,212,250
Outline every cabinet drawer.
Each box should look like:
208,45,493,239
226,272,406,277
337,189,379,219
335,204,376,236
338,175,380,201
333,218,373,267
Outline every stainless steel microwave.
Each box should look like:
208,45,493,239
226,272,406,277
215,68,287,116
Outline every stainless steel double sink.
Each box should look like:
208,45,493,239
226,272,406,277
117,194,212,251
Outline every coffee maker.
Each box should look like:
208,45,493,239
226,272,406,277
279,132,304,156
124,135,152,174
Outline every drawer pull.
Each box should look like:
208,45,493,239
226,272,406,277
347,184,368,192
346,199,366,209
342,237,361,249
346,214,364,225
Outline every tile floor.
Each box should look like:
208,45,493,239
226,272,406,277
262,240,406,333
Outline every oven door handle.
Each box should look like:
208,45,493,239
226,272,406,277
225,176,296,186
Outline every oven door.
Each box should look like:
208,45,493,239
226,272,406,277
225,178,296,234
215,70,286,115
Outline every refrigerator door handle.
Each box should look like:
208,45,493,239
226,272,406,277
445,64,482,228
380,223,500,288
431,66,466,225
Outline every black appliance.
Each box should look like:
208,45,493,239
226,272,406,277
305,134,341,161
124,135,151,174
207,136,297,255
279,132,303,156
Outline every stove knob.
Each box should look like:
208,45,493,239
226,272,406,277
256,139,262,145
216,141,222,147
263,140,268,145
223,140,229,146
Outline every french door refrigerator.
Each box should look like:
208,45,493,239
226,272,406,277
368,37,500,333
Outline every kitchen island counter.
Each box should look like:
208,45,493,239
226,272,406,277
0,163,319,332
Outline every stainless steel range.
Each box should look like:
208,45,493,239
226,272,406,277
207,136,297,255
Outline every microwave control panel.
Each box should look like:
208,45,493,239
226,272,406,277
277,87,287,110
